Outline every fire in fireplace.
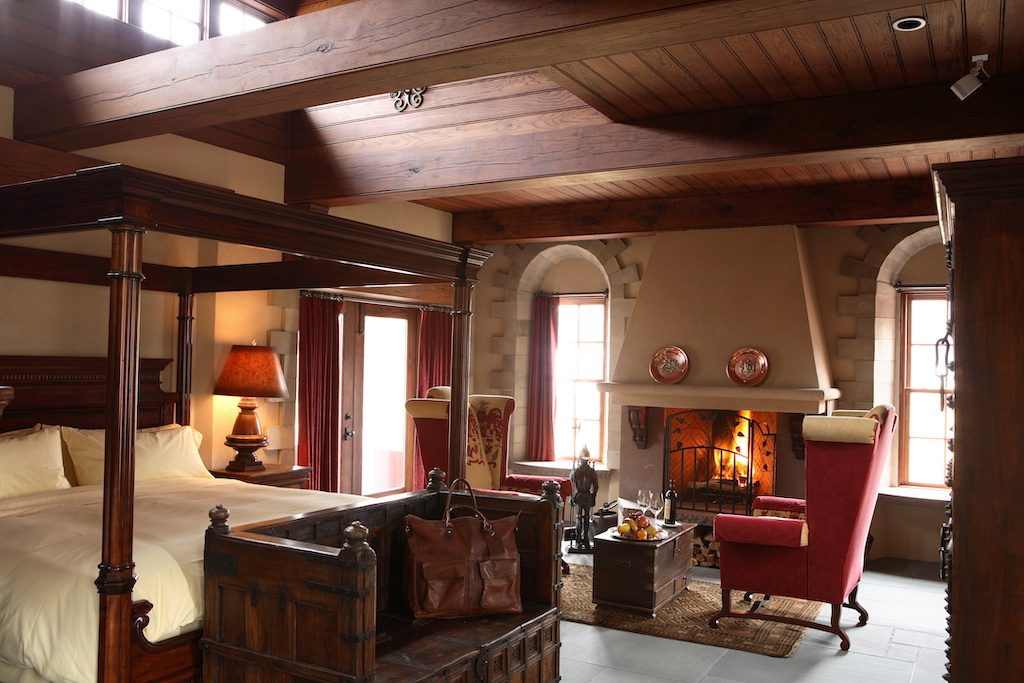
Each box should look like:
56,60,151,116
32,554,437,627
664,409,777,515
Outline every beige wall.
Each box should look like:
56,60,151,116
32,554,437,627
330,203,452,243
612,226,830,391
539,258,608,293
81,135,284,202
800,227,869,388
898,244,946,284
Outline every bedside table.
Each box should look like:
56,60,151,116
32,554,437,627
209,464,312,489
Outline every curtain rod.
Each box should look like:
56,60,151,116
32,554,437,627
301,289,451,312
538,289,608,298
894,282,949,292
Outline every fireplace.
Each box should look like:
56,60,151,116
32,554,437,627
664,409,778,516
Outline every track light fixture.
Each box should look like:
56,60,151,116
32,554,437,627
951,54,990,101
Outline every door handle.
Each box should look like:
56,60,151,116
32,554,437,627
344,427,356,441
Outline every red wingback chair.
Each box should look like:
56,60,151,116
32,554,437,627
710,405,897,650
405,387,572,510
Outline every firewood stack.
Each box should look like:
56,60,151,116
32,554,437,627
691,524,719,567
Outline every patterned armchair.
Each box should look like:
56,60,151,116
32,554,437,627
710,405,897,651
405,387,571,509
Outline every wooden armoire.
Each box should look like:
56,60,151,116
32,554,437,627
933,158,1024,681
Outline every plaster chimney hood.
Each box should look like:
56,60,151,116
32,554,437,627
600,226,840,414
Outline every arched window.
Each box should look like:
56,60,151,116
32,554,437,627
873,226,949,488
553,293,608,459
898,288,952,487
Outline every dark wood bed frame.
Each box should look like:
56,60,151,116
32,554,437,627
0,355,201,681
0,163,493,683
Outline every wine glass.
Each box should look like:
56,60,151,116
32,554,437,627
649,491,664,522
636,489,650,518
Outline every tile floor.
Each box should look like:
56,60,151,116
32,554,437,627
560,556,948,683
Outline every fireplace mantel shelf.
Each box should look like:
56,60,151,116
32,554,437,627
597,382,840,413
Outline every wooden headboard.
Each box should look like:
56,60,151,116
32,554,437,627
0,356,176,432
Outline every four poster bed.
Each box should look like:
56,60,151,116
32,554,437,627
0,165,563,683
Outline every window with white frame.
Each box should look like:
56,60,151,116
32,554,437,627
898,289,953,487
141,0,203,45
66,0,120,20
63,0,275,43
218,2,269,36
554,296,607,460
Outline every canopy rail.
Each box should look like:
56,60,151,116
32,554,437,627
0,164,489,282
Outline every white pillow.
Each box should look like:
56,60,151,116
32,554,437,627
144,423,205,449
0,426,72,499
62,425,213,485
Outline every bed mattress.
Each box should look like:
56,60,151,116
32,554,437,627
0,477,366,683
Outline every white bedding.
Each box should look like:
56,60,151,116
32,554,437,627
0,478,366,683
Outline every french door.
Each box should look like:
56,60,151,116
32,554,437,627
337,303,417,495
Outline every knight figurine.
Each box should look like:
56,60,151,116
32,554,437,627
569,446,599,553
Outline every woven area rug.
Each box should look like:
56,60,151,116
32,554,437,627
561,564,819,657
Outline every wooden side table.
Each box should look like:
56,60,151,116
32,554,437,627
592,522,696,617
209,464,312,489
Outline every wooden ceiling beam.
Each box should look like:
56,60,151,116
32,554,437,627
286,73,1024,205
451,179,938,243
15,0,925,150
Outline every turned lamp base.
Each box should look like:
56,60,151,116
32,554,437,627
224,396,268,472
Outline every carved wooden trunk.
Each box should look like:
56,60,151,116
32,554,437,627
593,524,695,617
202,488,562,682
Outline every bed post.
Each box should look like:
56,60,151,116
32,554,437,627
448,252,474,481
96,225,145,683
175,283,194,426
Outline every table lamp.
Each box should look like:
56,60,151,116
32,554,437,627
213,344,289,472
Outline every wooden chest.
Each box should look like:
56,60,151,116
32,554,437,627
592,523,695,616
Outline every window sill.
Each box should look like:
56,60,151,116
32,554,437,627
878,485,950,507
510,459,614,476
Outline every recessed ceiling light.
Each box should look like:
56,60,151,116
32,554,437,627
892,16,927,32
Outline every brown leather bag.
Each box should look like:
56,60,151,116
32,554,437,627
404,479,522,619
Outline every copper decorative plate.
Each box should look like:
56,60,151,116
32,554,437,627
650,346,689,384
727,347,769,386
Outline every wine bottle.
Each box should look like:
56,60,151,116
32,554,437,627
664,479,678,526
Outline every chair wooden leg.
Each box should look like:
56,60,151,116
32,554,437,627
709,588,732,629
830,603,851,651
710,592,853,650
843,584,869,626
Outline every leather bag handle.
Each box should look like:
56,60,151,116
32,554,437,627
443,478,493,532
443,477,480,514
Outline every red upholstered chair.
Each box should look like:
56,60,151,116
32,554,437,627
710,405,897,650
405,387,572,509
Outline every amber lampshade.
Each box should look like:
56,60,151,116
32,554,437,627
214,345,288,472
214,345,289,399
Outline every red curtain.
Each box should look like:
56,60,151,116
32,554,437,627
298,295,343,492
526,294,558,461
413,309,452,487
416,309,453,398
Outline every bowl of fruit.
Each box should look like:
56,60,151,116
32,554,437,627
613,512,663,541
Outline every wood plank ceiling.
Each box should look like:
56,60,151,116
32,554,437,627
284,0,1024,215
4,0,1024,239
